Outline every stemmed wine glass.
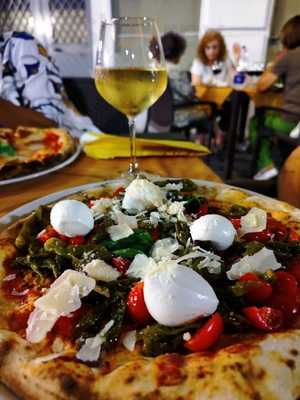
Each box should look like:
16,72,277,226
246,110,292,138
95,17,167,176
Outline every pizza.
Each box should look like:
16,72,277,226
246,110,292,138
0,126,76,180
0,177,300,400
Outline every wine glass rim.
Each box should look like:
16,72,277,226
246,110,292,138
102,16,156,26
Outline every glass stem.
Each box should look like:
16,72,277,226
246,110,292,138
128,116,139,176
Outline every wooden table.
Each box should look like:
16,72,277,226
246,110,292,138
0,154,221,217
195,84,283,108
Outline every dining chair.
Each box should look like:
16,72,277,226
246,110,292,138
250,106,300,175
145,79,217,144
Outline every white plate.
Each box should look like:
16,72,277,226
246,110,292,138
0,144,82,186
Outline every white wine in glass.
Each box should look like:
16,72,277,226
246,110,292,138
95,17,167,176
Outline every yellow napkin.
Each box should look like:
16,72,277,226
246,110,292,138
83,133,209,160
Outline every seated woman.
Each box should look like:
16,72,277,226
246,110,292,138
157,31,211,138
0,31,98,136
191,30,233,86
251,15,300,180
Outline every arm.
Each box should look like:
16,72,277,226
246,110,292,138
256,71,279,92
191,73,203,85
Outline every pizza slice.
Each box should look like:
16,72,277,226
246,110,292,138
0,178,300,399
0,127,76,180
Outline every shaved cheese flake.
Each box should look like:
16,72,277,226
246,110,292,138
227,247,282,280
112,207,137,229
183,332,191,341
26,309,58,343
26,270,95,343
151,238,179,261
122,330,137,351
107,223,133,241
76,320,114,362
91,198,113,216
150,211,160,227
163,182,183,191
83,259,120,282
177,247,222,274
239,207,267,236
126,254,157,280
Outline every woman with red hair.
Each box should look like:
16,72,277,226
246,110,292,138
191,30,232,86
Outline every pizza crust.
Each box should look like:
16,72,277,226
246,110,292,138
0,329,299,400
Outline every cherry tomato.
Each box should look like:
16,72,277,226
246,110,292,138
37,228,60,243
111,257,131,274
243,306,283,331
288,229,300,241
267,217,287,240
88,200,94,208
184,313,224,352
239,273,272,304
242,229,273,243
288,257,300,282
268,271,298,317
113,187,125,197
127,282,152,325
151,227,160,241
54,307,85,338
194,203,209,219
69,236,85,245
230,217,241,230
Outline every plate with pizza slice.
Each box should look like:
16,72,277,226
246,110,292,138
0,127,80,185
0,177,300,399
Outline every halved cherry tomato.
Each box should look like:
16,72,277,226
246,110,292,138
151,227,160,241
288,229,300,241
243,306,283,331
184,313,224,352
69,236,85,245
267,217,287,240
242,229,273,243
194,203,209,219
127,282,152,325
54,307,85,338
288,257,300,282
37,228,60,243
113,187,125,197
111,257,131,274
230,217,241,230
268,271,298,317
239,273,272,304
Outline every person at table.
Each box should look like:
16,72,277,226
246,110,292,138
190,30,232,86
160,31,210,132
0,31,99,136
250,15,300,180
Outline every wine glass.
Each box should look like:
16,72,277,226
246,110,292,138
95,17,167,176
211,61,223,75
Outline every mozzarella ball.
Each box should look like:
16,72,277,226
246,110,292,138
144,261,219,326
122,178,165,212
50,200,94,237
190,214,236,250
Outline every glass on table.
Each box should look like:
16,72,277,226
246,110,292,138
95,17,167,177
245,62,265,86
